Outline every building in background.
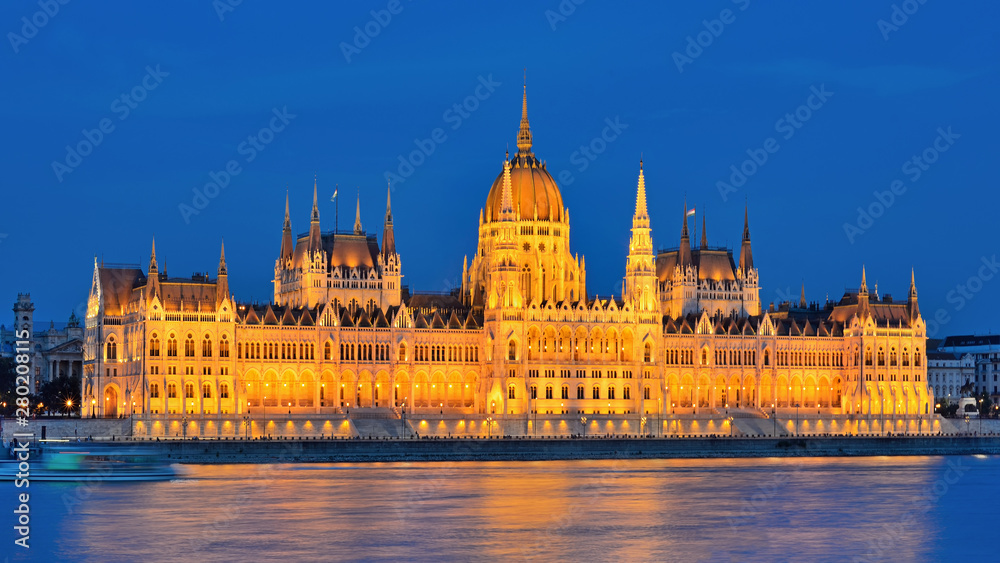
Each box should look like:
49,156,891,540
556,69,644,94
0,293,84,391
938,335,1000,401
926,350,974,403
82,89,931,425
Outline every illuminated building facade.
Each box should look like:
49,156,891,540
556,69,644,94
82,89,932,427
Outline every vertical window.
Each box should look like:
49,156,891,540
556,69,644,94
185,335,195,357
508,385,516,399
643,386,650,400
561,385,569,400
508,340,517,361
545,386,553,399
106,337,117,360
220,383,229,399
577,386,585,399
592,386,600,400
608,387,616,400
167,383,177,398
150,335,160,357
219,335,229,358
202,383,212,398
530,385,538,400
150,383,160,398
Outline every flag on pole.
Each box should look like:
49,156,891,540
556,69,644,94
686,207,696,217
330,187,338,202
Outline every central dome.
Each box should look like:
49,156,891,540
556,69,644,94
484,85,564,223
485,153,563,222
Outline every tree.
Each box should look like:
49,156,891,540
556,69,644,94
975,391,994,417
39,374,81,416
0,357,15,416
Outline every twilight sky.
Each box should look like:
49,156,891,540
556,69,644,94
1,1,998,339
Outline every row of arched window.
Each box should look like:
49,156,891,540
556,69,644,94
863,346,922,368
512,384,649,401
148,333,230,359
150,381,231,400
237,341,315,361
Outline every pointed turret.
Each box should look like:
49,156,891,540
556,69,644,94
217,239,229,308
516,81,533,155
625,160,657,311
353,193,363,235
700,215,708,249
738,205,754,275
799,283,806,308
907,268,920,323
147,237,160,301
678,200,692,268
381,183,396,260
858,266,870,319
280,192,294,262
499,155,515,221
309,179,322,251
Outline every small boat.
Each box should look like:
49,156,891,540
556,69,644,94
0,440,179,482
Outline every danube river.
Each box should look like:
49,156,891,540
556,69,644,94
5,456,997,561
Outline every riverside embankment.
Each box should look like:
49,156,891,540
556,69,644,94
150,435,1000,464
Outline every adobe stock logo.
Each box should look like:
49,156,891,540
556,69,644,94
842,127,958,244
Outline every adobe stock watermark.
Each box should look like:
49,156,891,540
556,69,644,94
384,74,501,186
925,254,998,338
50,65,170,183
544,0,585,31
7,0,71,54
877,0,929,41
728,459,804,531
556,117,628,186
854,457,967,562
842,127,958,244
672,0,750,73
717,84,833,202
213,0,242,22
339,0,409,63
178,106,296,224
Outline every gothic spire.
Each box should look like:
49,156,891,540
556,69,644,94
700,214,707,249
309,180,322,251
381,183,396,260
516,75,533,155
353,193,363,235
218,239,227,276
739,204,754,274
311,176,320,223
678,199,692,267
283,191,291,230
148,237,158,274
500,157,515,219
908,268,920,322
799,282,806,308
280,191,294,261
860,266,868,295
633,160,649,227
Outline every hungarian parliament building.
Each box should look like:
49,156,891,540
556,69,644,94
82,89,931,427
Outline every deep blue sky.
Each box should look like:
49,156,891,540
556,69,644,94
2,1,998,339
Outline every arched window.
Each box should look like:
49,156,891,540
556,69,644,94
167,383,177,398
545,385,553,399
865,346,873,366
643,386,650,400
763,349,770,366
644,342,652,363
150,383,160,398
608,387,616,400
106,337,117,361
149,335,160,357
623,386,631,400
561,385,569,400
219,335,229,358
185,334,195,357
915,348,922,367
184,383,195,398
890,347,897,366
508,385,516,399
324,341,332,360
877,347,885,366
902,347,910,366
202,383,212,398
202,334,213,357
220,383,229,399
398,342,407,362
701,349,708,366
577,385,585,399
592,385,600,400
508,340,517,361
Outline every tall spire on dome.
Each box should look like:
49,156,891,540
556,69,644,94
700,214,708,249
860,266,868,295
517,70,533,155
311,176,320,222
908,268,920,322
353,192,363,235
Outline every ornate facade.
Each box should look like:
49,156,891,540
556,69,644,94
82,89,932,425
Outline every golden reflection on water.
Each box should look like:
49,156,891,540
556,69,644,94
43,456,981,562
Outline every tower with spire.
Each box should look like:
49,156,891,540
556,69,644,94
217,240,229,308
624,161,658,313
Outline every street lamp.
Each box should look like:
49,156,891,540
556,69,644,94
581,416,588,438
771,404,776,437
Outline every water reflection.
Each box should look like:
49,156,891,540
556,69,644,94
8,456,997,562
